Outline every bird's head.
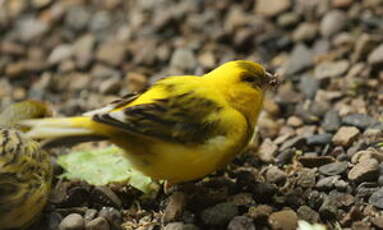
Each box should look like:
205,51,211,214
204,60,279,125
205,60,279,90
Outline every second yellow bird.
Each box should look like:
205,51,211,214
21,60,278,183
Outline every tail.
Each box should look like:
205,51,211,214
19,117,107,148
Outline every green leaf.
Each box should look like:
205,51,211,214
57,146,158,194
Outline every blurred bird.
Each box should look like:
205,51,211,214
21,60,279,183
0,100,53,230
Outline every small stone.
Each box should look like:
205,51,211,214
372,216,383,228
277,12,300,28
65,6,91,31
265,166,287,185
16,17,48,42
352,221,371,230
48,44,73,64
314,60,350,79
170,48,197,72
99,77,121,95
162,192,186,223
297,206,320,223
268,210,298,230
279,136,305,151
257,138,277,163
73,34,95,69
342,114,378,129
228,193,254,206
164,222,199,230
332,126,360,146
98,207,122,227
89,11,111,32
255,0,291,17
31,0,51,8
298,74,320,99
85,217,109,230
200,202,238,226
322,110,341,132
96,41,126,66
320,10,347,37
348,159,379,182
295,168,317,188
306,133,333,145
332,0,353,8
227,216,255,230
59,214,85,230
319,195,339,218
287,116,303,127
292,23,318,42
319,161,348,176
368,44,383,65
125,72,148,93
84,209,98,222
283,44,313,76
248,205,273,220
316,175,340,190
298,156,335,168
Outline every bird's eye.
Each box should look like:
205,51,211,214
242,74,255,83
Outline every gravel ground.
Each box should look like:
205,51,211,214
1,0,383,229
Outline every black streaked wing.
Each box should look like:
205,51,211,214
93,92,224,144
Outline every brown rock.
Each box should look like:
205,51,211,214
348,159,379,182
96,41,126,66
257,138,277,163
332,126,360,146
269,210,298,230
255,0,291,17
162,192,186,223
248,205,273,220
372,216,383,229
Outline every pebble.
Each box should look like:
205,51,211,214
200,202,238,226
227,216,255,230
348,158,379,182
332,126,360,147
369,188,383,209
16,17,48,42
85,217,110,230
297,206,320,223
343,114,378,130
73,34,96,69
48,44,73,64
368,44,383,65
268,210,298,230
255,0,291,17
287,116,303,127
265,166,287,185
319,195,339,218
283,44,313,76
277,12,300,28
89,11,112,32
98,207,122,227
322,110,341,132
257,138,277,163
298,74,320,99
98,77,121,94
319,161,348,176
298,155,335,168
314,60,350,79
164,222,199,230
248,205,273,220
372,216,383,229
295,168,317,188
162,192,186,223
59,214,85,230
320,10,347,37
316,175,341,190
65,6,91,31
292,23,318,42
170,48,197,72
306,133,333,145
96,41,126,66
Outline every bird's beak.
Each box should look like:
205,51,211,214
266,72,280,88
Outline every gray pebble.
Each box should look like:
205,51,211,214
85,217,109,230
306,133,333,145
320,10,347,37
283,44,313,76
298,74,320,99
369,188,383,209
322,110,341,132
59,213,85,230
164,222,199,230
368,44,383,65
319,161,348,176
201,202,238,226
342,114,378,129
227,216,255,230
170,48,197,72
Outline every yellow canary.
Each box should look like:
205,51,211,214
21,60,278,183
0,100,53,230
0,129,52,230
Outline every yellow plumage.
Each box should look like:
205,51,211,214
0,129,52,230
21,60,278,183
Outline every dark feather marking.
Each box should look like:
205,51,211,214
93,91,224,144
